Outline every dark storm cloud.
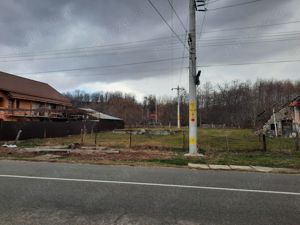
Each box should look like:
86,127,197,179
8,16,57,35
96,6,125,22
0,0,299,93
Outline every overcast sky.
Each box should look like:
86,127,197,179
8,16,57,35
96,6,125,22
0,0,299,101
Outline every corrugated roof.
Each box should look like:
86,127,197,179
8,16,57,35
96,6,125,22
289,96,300,107
0,71,71,106
80,108,123,121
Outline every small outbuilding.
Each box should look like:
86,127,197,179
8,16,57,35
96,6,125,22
79,108,124,130
262,96,300,137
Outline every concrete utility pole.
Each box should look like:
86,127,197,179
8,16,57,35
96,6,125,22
172,86,185,129
273,108,278,137
187,0,198,155
186,0,206,156
155,97,158,124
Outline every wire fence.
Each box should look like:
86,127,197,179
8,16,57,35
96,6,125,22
22,128,299,153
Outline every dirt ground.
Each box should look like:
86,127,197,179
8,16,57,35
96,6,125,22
0,146,177,162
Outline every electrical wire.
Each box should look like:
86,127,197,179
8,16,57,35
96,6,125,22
167,0,187,32
198,1,208,36
204,20,300,33
209,0,264,11
199,58,300,67
146,0,187,49
207,0,223,4
178,15,189,84
37,66,184,78
197,0,210,90
20,56,188,75
197,36,300,47
0,37,175,58
1,30,300,63
16,57,300,77
1,19,300,59
1,34,300,62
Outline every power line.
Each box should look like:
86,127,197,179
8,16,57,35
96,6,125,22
1,31,300,63
12,58,300,77
1,19,300,59
0,37,175,58
198,1,208,36
18,58,300,76
167,0,187,32
196,31,300,44
1,35,299,63
197,0,209,87
35,66,184,78
197,36,300,47
179,31,189,83
0,44,185,62
0,39,188,60
202,30,300,40
207,0,223,4
146,0,187,49
209,0,264,11
204,20,300,33
178,12,189,84
20,56,188,75
199,58,300,67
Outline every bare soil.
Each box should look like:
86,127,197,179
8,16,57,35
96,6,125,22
0,147,177,162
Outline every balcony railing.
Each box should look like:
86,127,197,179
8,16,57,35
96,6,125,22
0,107,66,118
0,107,87,120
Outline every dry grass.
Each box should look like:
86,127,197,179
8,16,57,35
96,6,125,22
1,128,299,168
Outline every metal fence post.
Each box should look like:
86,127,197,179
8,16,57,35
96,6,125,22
43,128,47,139
262,134,267,152
295,131,299,151
80,128,84,145
182,130,186,151
94,132,97,146
15,130,22,145
83,124,86,144
129,132,132,148
225,135,229,151
91,127,94,140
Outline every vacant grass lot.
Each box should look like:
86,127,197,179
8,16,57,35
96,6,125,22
2,128,300,168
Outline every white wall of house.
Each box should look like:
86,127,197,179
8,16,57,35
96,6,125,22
294,107,300,123
294,107,300,132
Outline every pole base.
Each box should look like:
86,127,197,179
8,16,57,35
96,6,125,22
184,153,204,158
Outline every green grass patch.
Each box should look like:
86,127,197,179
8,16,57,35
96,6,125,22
15,128,299,153
205,152,300,168
8,128,300,169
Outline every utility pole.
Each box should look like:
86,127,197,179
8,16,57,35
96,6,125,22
155,97,158,124
273,108,278,137
172,85,185,129
144,97,149,120
186,0,206,156
188,0,197,155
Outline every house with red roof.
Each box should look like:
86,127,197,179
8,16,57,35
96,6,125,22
0,71,72,121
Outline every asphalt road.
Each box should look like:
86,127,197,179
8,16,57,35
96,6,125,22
0,160,299,225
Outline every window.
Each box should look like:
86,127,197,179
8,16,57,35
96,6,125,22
8,100,13,109
0,97,4,107
50,104,57,109
16,100,20,109
270,124,275,130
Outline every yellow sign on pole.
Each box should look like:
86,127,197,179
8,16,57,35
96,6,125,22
189,137,196,145
189,101,196,122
